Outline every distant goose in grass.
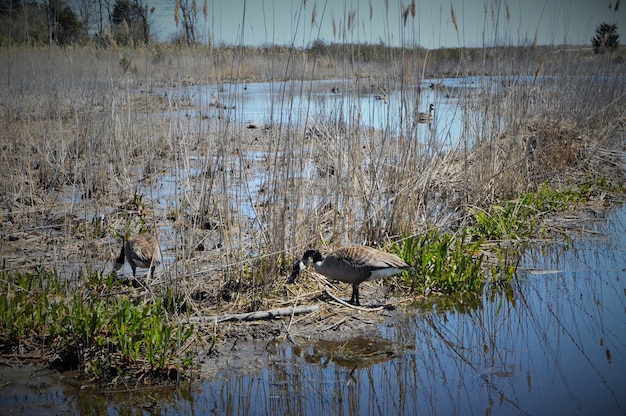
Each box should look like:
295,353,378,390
114,234,161,278
288,246,413,306
417,103,434,123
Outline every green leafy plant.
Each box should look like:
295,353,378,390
0,267,195,384
469,183,586,241
394,229,486,294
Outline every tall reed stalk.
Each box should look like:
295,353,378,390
0,3,624,312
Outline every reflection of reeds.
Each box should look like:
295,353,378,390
194,218,626,414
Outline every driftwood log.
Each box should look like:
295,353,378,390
187,305,319,323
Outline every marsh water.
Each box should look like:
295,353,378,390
3,202,625,415
2,78,625,415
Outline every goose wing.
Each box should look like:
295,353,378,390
128,236,161,267
332,246,410,270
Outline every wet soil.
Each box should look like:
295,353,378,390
0,291,411,414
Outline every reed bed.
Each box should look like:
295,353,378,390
1,41,625,383
2,43,625,291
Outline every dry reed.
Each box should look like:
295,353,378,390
0,39,624,316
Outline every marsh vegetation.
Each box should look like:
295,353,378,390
0,38,625,389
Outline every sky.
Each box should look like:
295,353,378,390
149,0,625,49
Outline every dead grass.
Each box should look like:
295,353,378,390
1,45,625,323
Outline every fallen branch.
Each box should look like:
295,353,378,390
187,305,319,323
323,289,384,312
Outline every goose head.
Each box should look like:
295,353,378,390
288,249,322,283
301,249,323,265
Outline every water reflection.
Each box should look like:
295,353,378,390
295,336,403,369
4,206,624,414
192,205,626,416
154,78,469,143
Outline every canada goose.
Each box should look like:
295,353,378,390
374,94,388,101
288,246,413,306
114,234,161,278
417,104,434,123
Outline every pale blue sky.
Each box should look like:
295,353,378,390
150,0,625,48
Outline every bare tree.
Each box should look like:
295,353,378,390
42,0,55,45
111,0,151,45
93,0,113,46
40,0,82,45
176,0,198,45
69,0,96,36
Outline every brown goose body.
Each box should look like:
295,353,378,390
289,245,413,306
114,234,161,278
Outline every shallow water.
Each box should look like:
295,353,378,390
2,204,625,415
4,76,623,414
187,207,626,416
154,77,467,139
121,76,475,271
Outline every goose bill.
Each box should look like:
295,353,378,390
288,260,304,283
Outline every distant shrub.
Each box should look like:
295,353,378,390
592,23,620,54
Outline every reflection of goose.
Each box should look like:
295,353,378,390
288,246,413,306
114,234,161,278
418,103,434,123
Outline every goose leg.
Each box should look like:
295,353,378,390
350,284,361,306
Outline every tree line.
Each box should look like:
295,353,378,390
0,1,620,53
0,0,204,46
